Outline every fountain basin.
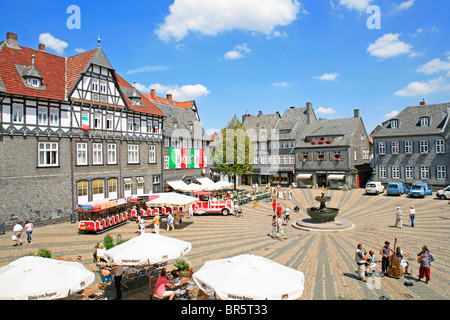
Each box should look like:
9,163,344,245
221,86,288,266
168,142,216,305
307,207,339,223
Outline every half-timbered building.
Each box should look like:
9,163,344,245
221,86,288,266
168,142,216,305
0,32,165,225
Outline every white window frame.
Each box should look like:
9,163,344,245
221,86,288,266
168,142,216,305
420,117,429,127
92,143,103,165
420,140,429,154
92,179,105,201
12,104,24,124
391,141,399,154
108,178,118,199
437,166,446,180
404,141,413,154
77,180,89,204
38,107,48,126
420,166,429,180
49,108,58,126
38,142,58,167
127,118,134,132
392,166,400,179
149,145,156,164
76,142,88,166
91,79,99,92
391,120,398,128
134,118,140,132
94,113,102,130
405,166,414,179
107,143,117,165
378,142,386,155
436,140,445,154
379,165,387,179
106,114,113,130
99,80,107,94
128,144,139,164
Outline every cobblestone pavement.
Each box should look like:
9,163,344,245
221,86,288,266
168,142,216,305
1,187,449,300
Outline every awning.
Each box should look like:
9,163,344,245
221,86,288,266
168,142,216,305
137,177,144,183
167,180,204,192
124,178,132,184
296,173,312,179
327,174,345,180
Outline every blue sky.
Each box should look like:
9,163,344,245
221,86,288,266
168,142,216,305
1,0,449,135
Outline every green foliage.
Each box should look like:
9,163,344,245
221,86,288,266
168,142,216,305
36,248,52,258
103,234,115,250
174,257,190,271
212,114,254,189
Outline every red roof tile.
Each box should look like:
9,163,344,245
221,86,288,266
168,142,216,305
66,49,96,96
143,93,193,109
115,73,165,117
0,43,65,100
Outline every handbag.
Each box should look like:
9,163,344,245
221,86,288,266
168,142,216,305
11,234,17,241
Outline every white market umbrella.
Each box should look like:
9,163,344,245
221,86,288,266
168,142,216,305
0,256,95,300
104,233,192,266
214,180,234,190
192,254,305,300
145,192,198,208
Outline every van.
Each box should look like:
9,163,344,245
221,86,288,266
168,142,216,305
409,182,433,198
365,181,385,195
436,185,450,200
387,182,408,196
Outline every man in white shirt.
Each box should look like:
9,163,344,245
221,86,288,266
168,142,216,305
13,222,23,246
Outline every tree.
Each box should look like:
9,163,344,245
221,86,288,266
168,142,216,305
212,114,254,190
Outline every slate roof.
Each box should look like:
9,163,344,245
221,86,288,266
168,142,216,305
370,102,450,137
242,106,315,141
143,93,210,141
295,117,363,148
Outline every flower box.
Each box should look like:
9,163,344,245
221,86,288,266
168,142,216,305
326,139,332,144
318,140,324,144
311,141,316,145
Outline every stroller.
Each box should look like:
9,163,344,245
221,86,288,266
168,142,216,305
293,206,300,213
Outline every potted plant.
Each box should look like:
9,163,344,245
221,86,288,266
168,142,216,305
174,257,193,277
318,140,324,144
311,141,316,145
326,139,332,144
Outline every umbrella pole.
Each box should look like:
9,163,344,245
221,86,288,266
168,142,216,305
148,259,152,300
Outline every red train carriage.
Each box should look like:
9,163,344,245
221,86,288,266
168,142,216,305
78,198,129,234
193,191,235,215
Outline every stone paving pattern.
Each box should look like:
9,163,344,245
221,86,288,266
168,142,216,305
1,186,449,300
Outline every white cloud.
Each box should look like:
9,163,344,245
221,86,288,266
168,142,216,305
224,43,251,60
396,0,415,11
124,65,170,75
394,76,450,97
155,0,301,42
338,0,373,11
143,83,210,101
384,110,399,118
314,72,339,81
73,48,86,53
367,33,414,59
272,81,293,87
316,107,336,114
416,56,450,75
38,33,68,55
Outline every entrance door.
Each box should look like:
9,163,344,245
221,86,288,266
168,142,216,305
317,174,327,188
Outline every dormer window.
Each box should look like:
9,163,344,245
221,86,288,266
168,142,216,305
420,116,429,127
129,81,141,105
390,119,399,128
18,55,45,90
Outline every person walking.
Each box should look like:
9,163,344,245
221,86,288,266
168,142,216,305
394,207,403,229
272,199,277,214
24,220,33,244
188,204,194,219
153,212,160,234
409,206,415,228
417,246,435,284
379,241,391,276
283,206,290,225
12,222,23,246
269,215,278,239
167,212,175,231
355,243,369,282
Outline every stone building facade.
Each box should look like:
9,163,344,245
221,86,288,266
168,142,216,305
370,102,450,188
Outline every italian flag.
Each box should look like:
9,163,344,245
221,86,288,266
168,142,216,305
169,148,204,169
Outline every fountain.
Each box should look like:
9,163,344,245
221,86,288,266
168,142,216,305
292,188,354,232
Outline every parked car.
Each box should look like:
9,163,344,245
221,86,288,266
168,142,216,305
436,185,450,200
387,182,409,196
365,181,385,195
409,182,433,198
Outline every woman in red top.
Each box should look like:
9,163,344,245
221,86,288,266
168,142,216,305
155,268,176,300
272,200,277,213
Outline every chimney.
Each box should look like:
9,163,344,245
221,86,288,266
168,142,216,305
39,43,45,51
306,102,312,125
150,89,156,99
276,111,280,117
354,109,360,118
258,110,263,116
6,32,19,49
166,93,173,105
420,99,426,106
